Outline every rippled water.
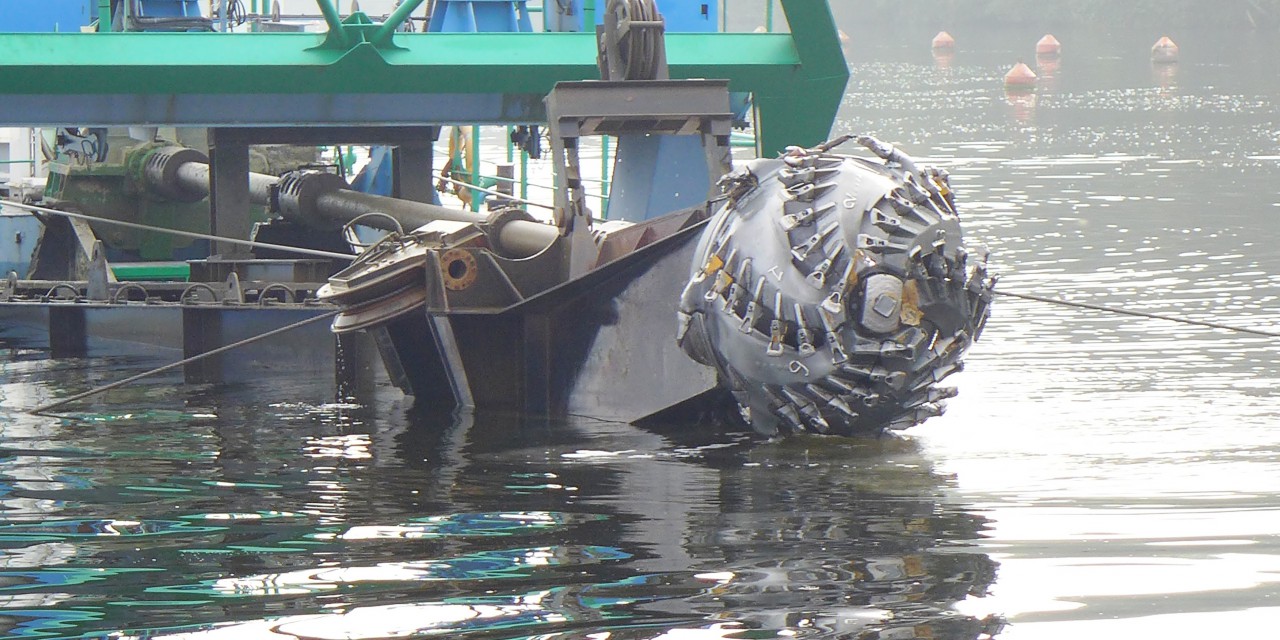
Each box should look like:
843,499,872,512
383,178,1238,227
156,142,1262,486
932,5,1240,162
3,21,1280,640
837,22,1280,639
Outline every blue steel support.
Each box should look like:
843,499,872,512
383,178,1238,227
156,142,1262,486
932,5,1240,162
608,0,722,222
645,0,717,31
134,0,203,18
557,0,715,31
544,0,582,32
349,146,395,195
428,0,532,33
0,0,96,32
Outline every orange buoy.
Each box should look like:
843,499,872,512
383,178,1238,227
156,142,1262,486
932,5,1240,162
1004,62,1037,90
1036,34,1061,56
1152,36,1179,63
839,29,851,46
932,31,955,50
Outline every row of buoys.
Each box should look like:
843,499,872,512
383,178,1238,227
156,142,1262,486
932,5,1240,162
931,32,1181,90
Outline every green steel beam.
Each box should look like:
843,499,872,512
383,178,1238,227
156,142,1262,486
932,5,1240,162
371,0,428,44
314,0,348,43
0,0,848,155
752,0,848,156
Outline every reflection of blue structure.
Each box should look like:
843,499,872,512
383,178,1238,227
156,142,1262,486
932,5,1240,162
0,0,96,32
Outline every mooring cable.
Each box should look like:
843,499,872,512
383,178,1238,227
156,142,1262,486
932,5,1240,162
28,309,343,416
1,201,356,262
995,289,1280,339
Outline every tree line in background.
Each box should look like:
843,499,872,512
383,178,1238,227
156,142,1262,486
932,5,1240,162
851,0,1279,29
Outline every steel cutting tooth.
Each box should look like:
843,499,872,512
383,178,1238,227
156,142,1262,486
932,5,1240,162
879,340,912,359
675,311,693,342
781,387,829,434
894,327,930,360
840,336,887,359
872,208,927,236
779,166,840,188
887,416,920,431
807,383,858,419
931,332,971,358
767,387,807,433
781,201,836,231
740,277,767,334
856,234,910,254
794,304,816,356
821,259,857,316
839,364,907,390
914,402,946,419
910,362,964,392
805,245,845,289
823,378,879,409
904,386,959,409
792,221,840,262
723,259,753,315
888,194,935,224
786,180,838,203
705,269,733,302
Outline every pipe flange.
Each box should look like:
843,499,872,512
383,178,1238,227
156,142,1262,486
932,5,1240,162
483,206,538,257
276,170,351,227
439,248,478,291
143,146,209,203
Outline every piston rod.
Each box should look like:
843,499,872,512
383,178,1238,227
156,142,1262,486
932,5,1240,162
150,147,558,259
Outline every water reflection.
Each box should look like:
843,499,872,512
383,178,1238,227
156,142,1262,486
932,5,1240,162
0,361,999,640
835,21,1280,637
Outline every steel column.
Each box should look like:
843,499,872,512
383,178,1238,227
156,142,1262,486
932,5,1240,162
391,141,437,204
207,130,252,258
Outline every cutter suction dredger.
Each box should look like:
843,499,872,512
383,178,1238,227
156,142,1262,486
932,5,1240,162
306,11,994,437
313,131,994,436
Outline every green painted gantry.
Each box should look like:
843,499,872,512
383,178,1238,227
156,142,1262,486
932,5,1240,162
0,0,849,156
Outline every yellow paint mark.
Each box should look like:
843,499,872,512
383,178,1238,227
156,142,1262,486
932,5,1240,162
901,280,923,326
702,254,725,277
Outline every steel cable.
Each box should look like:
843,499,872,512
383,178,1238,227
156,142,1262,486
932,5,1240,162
994,289,1280,339
28,309,343,415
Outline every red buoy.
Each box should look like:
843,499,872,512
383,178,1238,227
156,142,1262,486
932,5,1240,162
1152,36,1179,63
932,31,955,50
1036,34,1061,56
1004,62,1037,90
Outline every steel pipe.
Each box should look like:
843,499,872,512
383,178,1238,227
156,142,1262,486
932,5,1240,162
148,146,557,259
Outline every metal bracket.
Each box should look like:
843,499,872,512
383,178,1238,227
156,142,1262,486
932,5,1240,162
545,79,734,278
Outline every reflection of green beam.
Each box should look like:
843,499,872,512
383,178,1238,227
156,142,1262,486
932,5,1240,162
0,0,846,155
